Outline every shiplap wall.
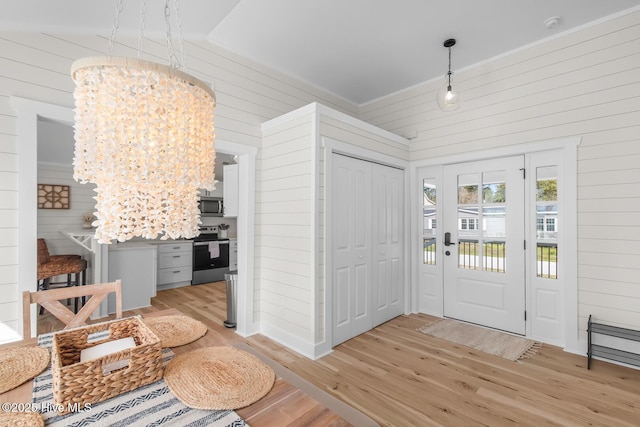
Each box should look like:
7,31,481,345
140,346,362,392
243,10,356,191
259,114,315,346
0,31,357,339
360,10,640,340
260,104,409,357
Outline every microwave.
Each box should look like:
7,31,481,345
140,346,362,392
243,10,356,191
199,197,224,216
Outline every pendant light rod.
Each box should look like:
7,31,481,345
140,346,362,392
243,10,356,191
444,38,456,91
436,38,461,111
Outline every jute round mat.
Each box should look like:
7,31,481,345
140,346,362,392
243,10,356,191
0,346,49,394
0,411,44,427
143,315,207,347
164,346,275,410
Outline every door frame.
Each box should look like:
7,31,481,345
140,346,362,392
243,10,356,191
323,136,410,354
411,137,581,353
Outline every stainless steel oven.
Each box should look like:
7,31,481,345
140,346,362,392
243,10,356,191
192,226,230,284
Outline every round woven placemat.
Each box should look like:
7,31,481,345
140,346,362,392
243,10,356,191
164,346,275,410
0,411,44,427
143,315,207,347
0,346,49,394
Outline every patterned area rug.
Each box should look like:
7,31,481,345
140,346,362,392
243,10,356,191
34,333,247,427
417,319,541,361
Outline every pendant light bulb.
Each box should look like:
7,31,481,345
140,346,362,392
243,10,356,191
436,38,461,111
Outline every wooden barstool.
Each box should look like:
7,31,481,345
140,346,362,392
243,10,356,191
37,238,87,313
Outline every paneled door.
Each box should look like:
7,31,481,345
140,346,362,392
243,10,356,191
332,154,404,346
442,156,525,335
372,162,404,326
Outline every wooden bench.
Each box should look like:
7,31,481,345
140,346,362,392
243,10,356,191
587,314,640,369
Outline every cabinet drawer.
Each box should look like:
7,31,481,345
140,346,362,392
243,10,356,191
158,267,192,285
158,242,193,254
159,252,192,269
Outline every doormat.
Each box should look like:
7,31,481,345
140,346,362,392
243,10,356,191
417,319,541,361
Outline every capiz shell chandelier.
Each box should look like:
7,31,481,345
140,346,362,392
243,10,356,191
71,2,216,244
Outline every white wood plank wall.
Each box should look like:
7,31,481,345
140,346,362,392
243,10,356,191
259,116,315,343
0,31,357,339
359,10,640,338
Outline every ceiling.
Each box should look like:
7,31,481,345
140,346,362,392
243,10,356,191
3,0,640,104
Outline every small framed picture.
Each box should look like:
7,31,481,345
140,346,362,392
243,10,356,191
38,184,70,209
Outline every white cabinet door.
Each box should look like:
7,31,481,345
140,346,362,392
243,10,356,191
223,164,238,217
108,245,157,312
229,239,238,271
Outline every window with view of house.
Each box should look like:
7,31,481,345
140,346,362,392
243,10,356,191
536,166,558,279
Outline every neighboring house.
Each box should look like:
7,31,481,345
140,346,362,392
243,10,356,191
0,8,639,361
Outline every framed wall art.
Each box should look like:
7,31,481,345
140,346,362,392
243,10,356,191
38,184,70,209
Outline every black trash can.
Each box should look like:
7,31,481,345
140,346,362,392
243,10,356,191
224,271,238,328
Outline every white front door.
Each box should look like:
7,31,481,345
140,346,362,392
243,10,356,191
443,156,526,335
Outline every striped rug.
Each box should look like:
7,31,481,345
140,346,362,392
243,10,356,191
34,333,247,427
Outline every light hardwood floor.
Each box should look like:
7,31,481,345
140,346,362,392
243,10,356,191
40,282,640,426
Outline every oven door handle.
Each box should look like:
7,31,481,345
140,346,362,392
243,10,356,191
194,241,230,246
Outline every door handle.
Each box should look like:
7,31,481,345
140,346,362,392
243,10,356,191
444,232,456,246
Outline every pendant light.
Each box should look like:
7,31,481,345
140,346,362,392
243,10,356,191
71,0,216,244
436,38,461,111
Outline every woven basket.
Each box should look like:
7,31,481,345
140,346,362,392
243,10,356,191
51,316,163,413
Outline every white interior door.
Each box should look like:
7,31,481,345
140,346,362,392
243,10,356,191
332,154,404,346
443,156,526,335
372,164,404,326
332,154,373,345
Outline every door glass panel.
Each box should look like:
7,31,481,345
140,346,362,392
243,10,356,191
423,179,437,265
483,206,505,238
482,171,506,203
483,241,505,272
458,174,478,204
458,239,479,270
536,166,558,279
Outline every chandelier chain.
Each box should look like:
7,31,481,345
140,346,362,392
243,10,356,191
164,0,178,68
137,0,147,59
107,0,124,56
174,0,187,71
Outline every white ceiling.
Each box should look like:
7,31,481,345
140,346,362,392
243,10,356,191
3,0,640,104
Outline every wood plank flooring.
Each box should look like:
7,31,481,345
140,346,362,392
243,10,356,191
39,282,640,426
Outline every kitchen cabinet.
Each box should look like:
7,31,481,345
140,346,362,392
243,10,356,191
156,242,193,290
223,164,238,217
229,238,238,271
199,181,223,198
108,243,157,312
